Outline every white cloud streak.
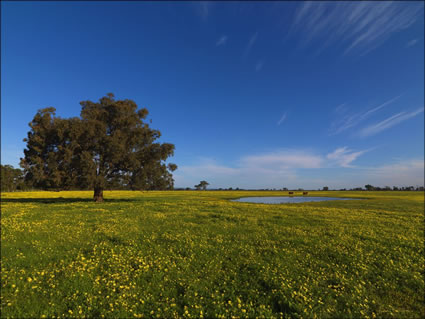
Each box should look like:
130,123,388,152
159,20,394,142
326,147,368,168
334,103,348,114
291,2,424,55
240,151,324,169
330,95,401,135
243,32,258,57
277,113,287,125
216,35,228,46
406,38,419,47
198,1,211,21
361,95,402,118
173,147,374,189
174,153,423,189
174,151,318,189
255,60,264,71
355,159,425,187
358,107,424,137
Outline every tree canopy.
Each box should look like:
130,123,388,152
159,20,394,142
1,165,25,192
20,94,177,201
195,180,209,190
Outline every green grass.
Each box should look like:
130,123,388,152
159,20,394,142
1,190,424,318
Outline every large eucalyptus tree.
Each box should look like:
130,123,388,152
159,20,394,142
21,94,177,201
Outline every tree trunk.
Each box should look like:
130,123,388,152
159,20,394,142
93,187,104,202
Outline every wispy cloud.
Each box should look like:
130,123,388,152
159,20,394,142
175,150,321,189
334,103,348,114
255,60,264,71
277,113,287,125
406,38,419,47
330,95,401,135
240,150,324,169
290,2,424,55
319,158,424,189
174,147,372,189
326,147,368,168
363,159,424,187
243,32,258,57
358,107,424,137
178,158,239,177
361,95,402,118
216,35,228,46
174,156,298,189
197,1,211,21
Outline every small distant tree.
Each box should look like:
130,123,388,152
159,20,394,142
365,184,375,191
323,186,329,191
195,180,209,190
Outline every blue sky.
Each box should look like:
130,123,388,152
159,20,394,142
1,1,424,189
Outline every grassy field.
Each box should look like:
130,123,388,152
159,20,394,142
1,190,424,318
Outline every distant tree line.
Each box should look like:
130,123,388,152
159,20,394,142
362,184,424,191
1,165,27,192
175,185,425,191
325,185,424,191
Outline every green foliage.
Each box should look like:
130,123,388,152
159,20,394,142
20,108,81,190
0,165,25,192
195,180,209,190
1,190,424,318
365,184,375,191
20,94,177,200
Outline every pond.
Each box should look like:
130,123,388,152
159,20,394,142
231,196,358,204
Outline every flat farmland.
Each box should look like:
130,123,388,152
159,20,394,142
1,191,424,318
